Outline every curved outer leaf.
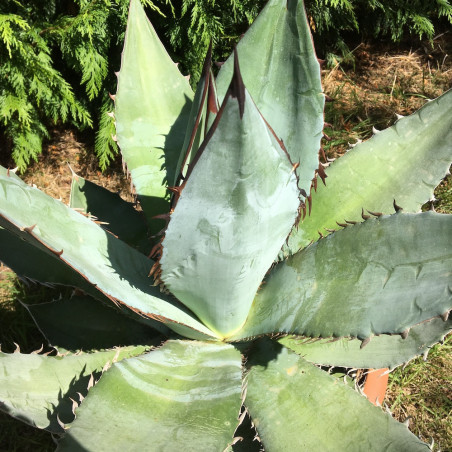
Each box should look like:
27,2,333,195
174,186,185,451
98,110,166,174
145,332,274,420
215,0,324,197
285,88,452,255
0,226,170,337
0,226,99,297
115,0,193,226
58,341,243,451
0,170,215,340
244,340,429,451
231,212,452,341
70,174,150,254
279,317,452,370
26,295,165,352
0,346,147,433
160,70,300,337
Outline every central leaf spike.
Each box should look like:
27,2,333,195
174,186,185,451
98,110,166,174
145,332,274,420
230,49,245,118
173,41,216,189
159,52,301,337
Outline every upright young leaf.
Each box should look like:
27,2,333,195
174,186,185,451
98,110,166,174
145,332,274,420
284,88,452,255
160,58,300,337
115,0,193,229
173,44,218,187
215,0,324,198
58,341,243,451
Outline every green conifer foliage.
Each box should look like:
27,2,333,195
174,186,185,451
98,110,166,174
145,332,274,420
305,0,452,65
1,0,450,171
0,3,92,170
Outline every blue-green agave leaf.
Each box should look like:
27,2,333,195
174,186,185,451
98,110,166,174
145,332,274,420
284,88,452,255
0,346,147,433
231,212,452,341
215,0,324,198
70,173,150,254
0,168,215,340
280,317,452,370
25,295,166,352
57,341,243,451
0,226,98,298
115,0,193,229
160,57,300,337
244,339,429,451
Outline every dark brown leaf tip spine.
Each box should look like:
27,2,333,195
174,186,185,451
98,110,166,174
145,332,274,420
317,163,327,185
393,199,403,213
207,71,218,114
367,209,383,217
230,48,245,119
202,40,213,80
23,224,37,233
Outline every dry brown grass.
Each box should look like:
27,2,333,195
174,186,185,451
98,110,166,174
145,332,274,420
322,34,452,157
21,129,132,205
386,334,452,451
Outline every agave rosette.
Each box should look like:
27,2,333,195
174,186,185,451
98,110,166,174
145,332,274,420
0,0,451,450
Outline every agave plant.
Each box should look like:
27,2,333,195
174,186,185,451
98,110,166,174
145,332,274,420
1,0,451,450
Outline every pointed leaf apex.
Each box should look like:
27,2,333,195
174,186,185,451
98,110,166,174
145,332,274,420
208,72,219,114
202,40,213,75
229,48,245,118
